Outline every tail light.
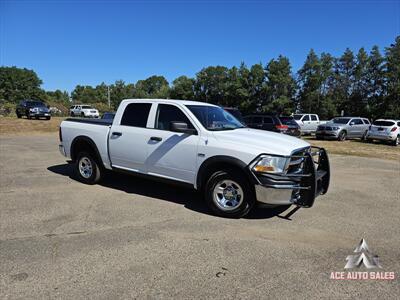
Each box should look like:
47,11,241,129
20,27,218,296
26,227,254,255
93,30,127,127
59,127,63,142
276,125,288,130
391,127,397,132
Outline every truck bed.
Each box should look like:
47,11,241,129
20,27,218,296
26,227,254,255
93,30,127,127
65,118,113,126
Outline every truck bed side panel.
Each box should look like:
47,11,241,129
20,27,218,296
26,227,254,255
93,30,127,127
61,120,112,169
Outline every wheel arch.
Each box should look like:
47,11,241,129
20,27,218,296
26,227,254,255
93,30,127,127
70,135,103,165
196,155,256,191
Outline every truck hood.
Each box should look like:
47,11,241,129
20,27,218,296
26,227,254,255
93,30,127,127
212,128,310,156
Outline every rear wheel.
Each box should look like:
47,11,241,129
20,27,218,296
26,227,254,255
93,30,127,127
205,170,255,218
70,112,75,117
16,112,21,118
81,112,85,118
74,152,102,184
392,135,399,146
361,130,368,141
338,130,346,141
46,116,51,120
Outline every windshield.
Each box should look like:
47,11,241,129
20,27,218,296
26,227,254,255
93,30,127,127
293,114,303,120
373,120,395,127
224,108,244,123
332,118,350,124
279,116,298,125
186,105,245,131
27,101,46,107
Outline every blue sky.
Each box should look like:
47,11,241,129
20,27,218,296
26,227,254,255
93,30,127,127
1,0,399,92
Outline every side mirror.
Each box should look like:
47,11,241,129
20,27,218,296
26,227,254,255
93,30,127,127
170,122,197,135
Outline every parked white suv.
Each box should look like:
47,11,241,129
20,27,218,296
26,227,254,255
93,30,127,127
293,114,326,134
70,105,99,118
59,99,330,218
367,119,400,146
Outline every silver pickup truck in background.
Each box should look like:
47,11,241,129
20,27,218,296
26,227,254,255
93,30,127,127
293,114,327,134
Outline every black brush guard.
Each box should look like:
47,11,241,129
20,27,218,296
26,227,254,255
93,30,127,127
253,147,330,208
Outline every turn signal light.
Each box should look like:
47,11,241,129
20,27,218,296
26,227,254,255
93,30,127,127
254,165,275,172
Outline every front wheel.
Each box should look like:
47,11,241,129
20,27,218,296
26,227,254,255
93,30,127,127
74,152,102,184
338,130,346,141
205,170,255,218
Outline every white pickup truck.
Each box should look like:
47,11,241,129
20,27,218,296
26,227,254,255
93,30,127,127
59,99,330,218
293,114,327,134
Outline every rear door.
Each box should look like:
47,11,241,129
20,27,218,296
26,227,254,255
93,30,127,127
145,103,200,184
108,102,153,173
310,115,319,131
301,115,311,132
261,116,274,131
349,118,364,137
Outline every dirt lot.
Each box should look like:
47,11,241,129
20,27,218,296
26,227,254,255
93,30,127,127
0,133,399,299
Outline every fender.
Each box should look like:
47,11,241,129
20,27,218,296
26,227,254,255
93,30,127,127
70,135,103,165
196,155,256,190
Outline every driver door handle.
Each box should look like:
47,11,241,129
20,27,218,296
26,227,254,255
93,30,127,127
112,132,122,136
150,136,162,142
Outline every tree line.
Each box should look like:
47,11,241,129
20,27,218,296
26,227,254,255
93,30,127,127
1,36,399,119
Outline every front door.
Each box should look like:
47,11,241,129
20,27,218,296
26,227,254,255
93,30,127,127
108,102,153,173
146,103,200,184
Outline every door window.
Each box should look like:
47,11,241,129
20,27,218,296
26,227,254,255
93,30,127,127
311,115,318,121
252,117,263,124
303,115,310,121
121,103,152,127
155,104,194,131
352,119,364,125
263,117,273,124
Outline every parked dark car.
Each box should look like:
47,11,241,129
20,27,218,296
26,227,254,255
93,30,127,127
16,100,51,120
243,114,301,137
101,112,116,120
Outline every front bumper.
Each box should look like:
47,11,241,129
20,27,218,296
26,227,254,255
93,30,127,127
253,147,330,207
367,133,396,141
29,112,51,117
315,130,339,139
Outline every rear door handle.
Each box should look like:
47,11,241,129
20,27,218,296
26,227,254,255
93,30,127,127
150,136,162,142
112,132,122,136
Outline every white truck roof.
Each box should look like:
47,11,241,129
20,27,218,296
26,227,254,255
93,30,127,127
120,98,218,107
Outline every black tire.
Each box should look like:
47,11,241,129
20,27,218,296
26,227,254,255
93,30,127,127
361,131,368,141
338,130,346,141
71,112,75,117
392,135,399,147
366,138,373,143
74,152,102,184
204,169,255,218
16,113,21,118
46,116,51,120
81,112,85,118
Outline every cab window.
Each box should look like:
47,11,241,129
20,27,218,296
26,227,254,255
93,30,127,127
302,115,310,121
155,104,194,131
121,103,152,127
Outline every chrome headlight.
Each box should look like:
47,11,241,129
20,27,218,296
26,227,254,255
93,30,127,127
252,155,289,174
331,126,340,130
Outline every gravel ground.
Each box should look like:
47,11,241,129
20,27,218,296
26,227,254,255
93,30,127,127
0,134,399,299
